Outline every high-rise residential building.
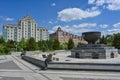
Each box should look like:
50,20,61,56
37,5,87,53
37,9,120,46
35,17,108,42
50,27,87,46
3,15,49,42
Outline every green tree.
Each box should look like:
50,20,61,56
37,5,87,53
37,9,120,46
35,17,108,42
0,37,5,45
60,43,67,50
52,39,60,50
78,42,86,45
46,40,53,50
99,35,107,44
106,34,114,46
18,38,27,51
26,37,37,51
38,40,43,50
112,33,120,49
21,38,27,50
38,40,54,51
0,45,5,55
0,37,5,54
4,46,10,54
5,40,15,51
38,40,46,51
67,38,74,49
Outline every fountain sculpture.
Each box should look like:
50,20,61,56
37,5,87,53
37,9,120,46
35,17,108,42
71,32,118,59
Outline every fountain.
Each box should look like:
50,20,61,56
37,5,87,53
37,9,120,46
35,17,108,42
71,32,118,59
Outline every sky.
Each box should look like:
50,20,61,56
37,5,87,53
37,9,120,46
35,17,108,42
0,0,120,36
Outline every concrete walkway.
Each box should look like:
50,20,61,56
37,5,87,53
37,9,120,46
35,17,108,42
0,54,120,80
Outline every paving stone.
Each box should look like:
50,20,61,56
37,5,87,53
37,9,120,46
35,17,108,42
0,61,22,70
0,77,25,80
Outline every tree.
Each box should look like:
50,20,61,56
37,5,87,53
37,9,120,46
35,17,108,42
26,37,37,51
38,40,46,51
18,38,27,51
0,45,5,55
106,34,114,46
52,39,60,50
112,33,120,49
38,40,54,51
38,40,43,50
5,40,15,51
4,46,10,54
67,38,74,49
46,40,53,50
0,37,5,54
0,37,5,45
99,35,107,44
78,42,86,45
60,43,67,50
18,38,27,50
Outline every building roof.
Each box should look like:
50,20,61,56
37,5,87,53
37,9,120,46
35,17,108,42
51,27,81,38
37,26,48,30
19,15,36,22
3,24,19,28
3,24,18,26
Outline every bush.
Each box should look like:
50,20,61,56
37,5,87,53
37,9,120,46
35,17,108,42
4,47,10,54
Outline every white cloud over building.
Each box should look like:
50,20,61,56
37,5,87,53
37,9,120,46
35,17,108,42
88,0,120,10
51,23,97,35
100,24,108,28
58,8,101,22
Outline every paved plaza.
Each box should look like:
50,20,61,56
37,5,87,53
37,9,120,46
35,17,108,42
0,53,120,80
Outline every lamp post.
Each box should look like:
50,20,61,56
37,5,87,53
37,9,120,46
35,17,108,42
16,44,17,52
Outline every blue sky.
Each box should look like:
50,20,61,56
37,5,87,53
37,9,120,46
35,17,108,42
0,0,120,36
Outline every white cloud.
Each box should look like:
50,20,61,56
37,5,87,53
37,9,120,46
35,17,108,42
0,16,14,21
88,0,120,10
51,3,56,7
51,23,97,34
88,0,95,4
113,22,120,28
96,0,105,6
106,0,120,10
106,29,120,34
58,8,101,22
49,30,54,33
5,18,14,21
73,23,96,28
91,6,99,10
99,24,108,28
48,21,53,24
48,20,58,24
102,22,120,35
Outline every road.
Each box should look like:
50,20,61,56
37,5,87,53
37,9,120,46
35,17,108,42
0,54,120,80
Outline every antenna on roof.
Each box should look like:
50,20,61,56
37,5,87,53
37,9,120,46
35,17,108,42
26,10,29,16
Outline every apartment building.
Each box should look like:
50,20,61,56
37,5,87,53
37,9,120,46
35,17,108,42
3,15,49,42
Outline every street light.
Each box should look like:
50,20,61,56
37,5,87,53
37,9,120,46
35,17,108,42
16,44,17,52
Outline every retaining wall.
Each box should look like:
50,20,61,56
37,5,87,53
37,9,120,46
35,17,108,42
22,56,47,70
22,56,120,71
48,62,120,71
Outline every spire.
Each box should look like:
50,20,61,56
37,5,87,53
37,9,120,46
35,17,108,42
24,10,31,19
26,10,29,16
23,10,34,21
